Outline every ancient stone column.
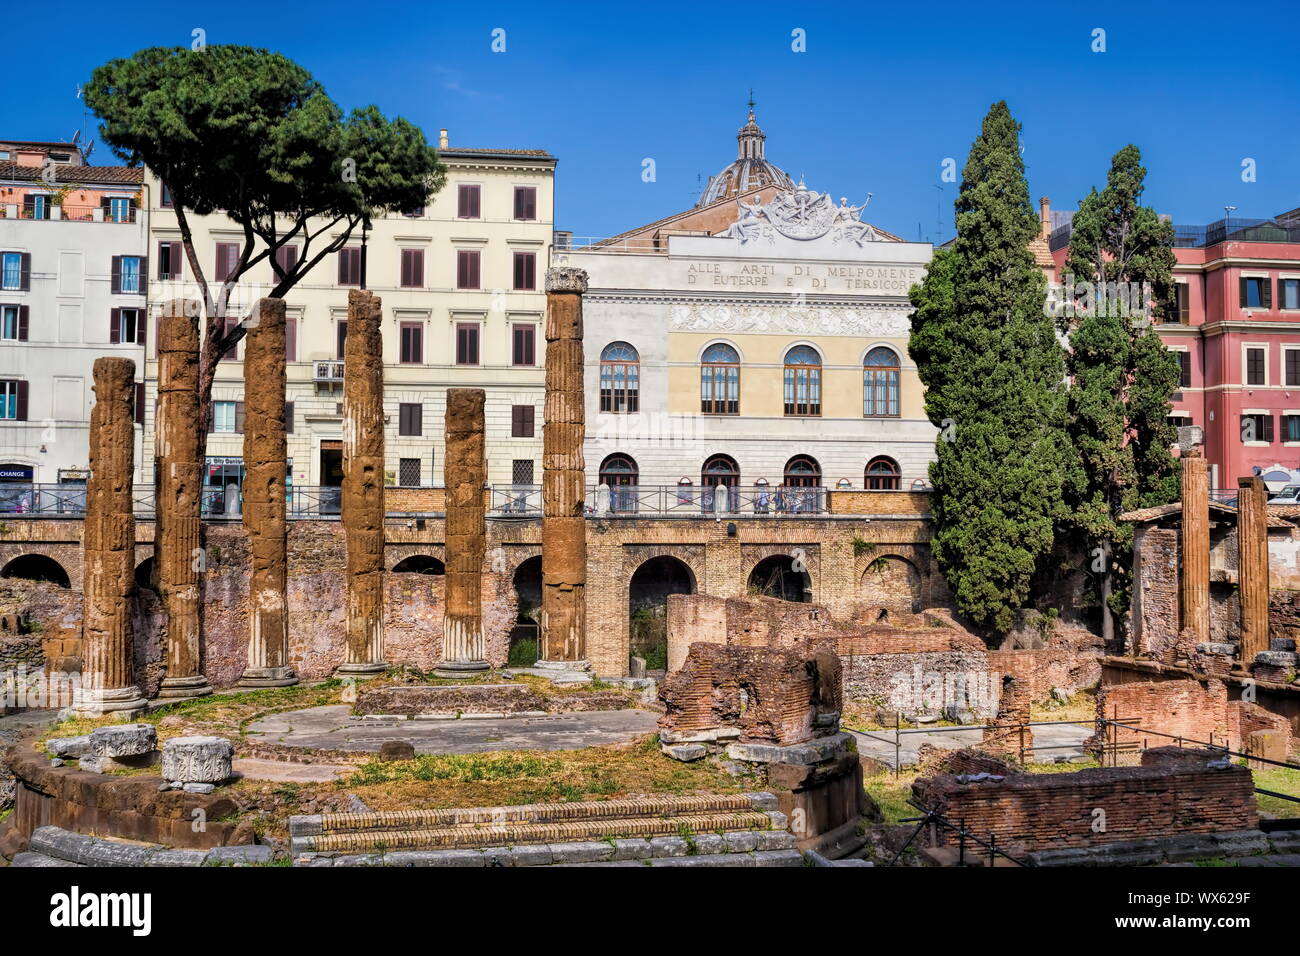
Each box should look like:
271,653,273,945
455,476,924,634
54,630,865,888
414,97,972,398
1180,449,1211,644
337,290,387,675
1237,476,1270,661
239,299,298,687
539,267,589,667
437,388,489,675
74,357,147,716
155,300,213,699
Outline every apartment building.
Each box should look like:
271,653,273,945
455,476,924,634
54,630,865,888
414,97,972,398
1048,206,1300,491
0,145,147,501
140,130,555,506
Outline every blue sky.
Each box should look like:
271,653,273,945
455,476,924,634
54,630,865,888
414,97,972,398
5,0,1298,243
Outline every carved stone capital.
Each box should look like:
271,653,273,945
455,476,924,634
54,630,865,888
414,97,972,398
546,266,589,295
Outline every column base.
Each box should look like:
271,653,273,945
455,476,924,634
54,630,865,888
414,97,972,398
156,675,214,700
237,666,299,689
531,658,592,684
335,661,388,678
432,659,491,679
71,685,148,718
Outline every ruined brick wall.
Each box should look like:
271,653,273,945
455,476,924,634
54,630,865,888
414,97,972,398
912,750,1257,853
1092,679,1235,752
659,643,842,745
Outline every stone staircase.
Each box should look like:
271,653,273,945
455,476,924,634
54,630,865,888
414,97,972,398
289,792,802,867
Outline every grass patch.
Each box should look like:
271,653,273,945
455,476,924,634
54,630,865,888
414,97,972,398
1252,765,1300,818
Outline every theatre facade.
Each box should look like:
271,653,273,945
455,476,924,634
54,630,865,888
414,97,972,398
557,111,936,510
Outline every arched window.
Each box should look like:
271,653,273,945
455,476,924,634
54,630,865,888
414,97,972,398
783,345,821,416
701,454,740,513
783,455,821,487
866,456,901,490
863,347,901,418
599,342,639,414
700,343,740,415
599,453,639,512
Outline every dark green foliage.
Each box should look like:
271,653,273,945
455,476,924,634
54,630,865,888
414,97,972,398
909,102,1068,637
1060,145,1180,636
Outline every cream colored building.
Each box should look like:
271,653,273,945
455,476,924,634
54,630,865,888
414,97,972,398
558,111,935,507
141,133,555,503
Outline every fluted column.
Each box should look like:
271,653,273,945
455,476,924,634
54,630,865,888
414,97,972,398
1180,450,1210,644
74,357,146,716
539,267,588,666
239,298,298,687
1237,475,1270,661
437,388,489,675
337,289,387,675
155,300,212,699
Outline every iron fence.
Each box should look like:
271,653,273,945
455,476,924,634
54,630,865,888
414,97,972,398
590,484,828,516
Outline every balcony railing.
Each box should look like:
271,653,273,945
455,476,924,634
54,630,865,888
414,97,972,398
313,360,345,383
2,482,858,520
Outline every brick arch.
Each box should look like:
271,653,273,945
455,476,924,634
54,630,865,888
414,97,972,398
741,544,820,598
620,545,707,589
1,553,72,589
385,543,446,570
858,553,924,613
0,543,83,591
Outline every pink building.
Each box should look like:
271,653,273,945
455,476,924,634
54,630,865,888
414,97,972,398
1050,206,1300,493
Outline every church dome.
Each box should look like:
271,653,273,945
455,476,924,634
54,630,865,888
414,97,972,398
697,108,795,207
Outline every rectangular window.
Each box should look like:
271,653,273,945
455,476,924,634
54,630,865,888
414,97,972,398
1,305,27,341
456,250,480,289
217,316,239,361
1,252,26,290
285,401,295,434
398,403,423,437
1173,282,1190,323
512,459,534,485
337,247,362,286
456,323,480,365
457,184,481,219
1287,350,1300,387
336,321,348,360
400,322,423,364
103,197,133,223
511,324,535,366
1285,415,1300,443
214,242,240,282
1246,347,1267,385
1282,278,1300,311
512,251,536,290
112,255,144,294
160,184,173,208
110,307,144,345
213,400,238,433
0,380,26,420
23,195,51,220
399,458,421,487
1241,413,1274,443
513,186,537,221
273,244,299,281
1178,351,1192,389
400,248,424,288
1241,276,1272,310
285,317,298,363
511,404,535,438
158,241,183,280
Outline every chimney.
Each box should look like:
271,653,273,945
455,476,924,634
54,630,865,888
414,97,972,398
1039,196,1051,239
439,128,449,150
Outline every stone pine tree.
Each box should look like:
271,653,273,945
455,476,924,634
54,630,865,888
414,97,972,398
84,45,445,444
1060,144,1180,645
909,102,1069,639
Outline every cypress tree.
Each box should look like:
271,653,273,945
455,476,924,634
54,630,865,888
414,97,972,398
909,102,1068,638
1060,144,1180,644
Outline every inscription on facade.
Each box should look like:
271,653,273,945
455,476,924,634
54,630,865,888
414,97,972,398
670,303,910,337
684,260,922,293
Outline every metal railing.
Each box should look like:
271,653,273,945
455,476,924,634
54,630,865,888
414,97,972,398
589,484,828,516
4,482,838,520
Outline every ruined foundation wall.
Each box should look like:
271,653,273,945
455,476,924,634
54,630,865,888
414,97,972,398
340,290,386,671
541,268,587,662
154,301,207,694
